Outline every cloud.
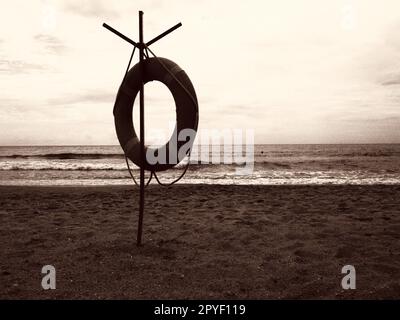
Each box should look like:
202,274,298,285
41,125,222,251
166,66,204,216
0,98,20,108
0,59,46,74
64,1,119,18
382,80,400,86
47,92,115,106
34,34,68,55
381,72,400,86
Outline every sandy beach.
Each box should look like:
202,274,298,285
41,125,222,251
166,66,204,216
0,184,399,299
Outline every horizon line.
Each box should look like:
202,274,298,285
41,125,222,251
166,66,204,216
1,142,400,147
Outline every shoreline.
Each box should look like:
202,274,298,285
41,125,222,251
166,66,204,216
1,181,400,187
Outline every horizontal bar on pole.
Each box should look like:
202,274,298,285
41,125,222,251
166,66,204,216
103,23,139,48
146,22,182,47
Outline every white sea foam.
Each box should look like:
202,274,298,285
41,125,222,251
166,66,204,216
0,144,399,185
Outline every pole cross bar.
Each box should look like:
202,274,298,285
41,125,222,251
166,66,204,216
102,22,182,49
103,23,139,48
146,22,182,46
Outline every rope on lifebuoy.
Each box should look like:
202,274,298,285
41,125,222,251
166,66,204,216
122,46,153,188
145,45,198,109
125,155,153,187
144,44,194,186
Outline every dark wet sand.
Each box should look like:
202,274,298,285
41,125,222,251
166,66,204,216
0,185,399,299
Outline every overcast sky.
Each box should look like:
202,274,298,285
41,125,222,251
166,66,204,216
1,0,400,145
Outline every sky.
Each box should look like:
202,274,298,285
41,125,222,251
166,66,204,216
0,0,400,145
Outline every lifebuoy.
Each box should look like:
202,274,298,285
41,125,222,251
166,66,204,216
113,57,198,172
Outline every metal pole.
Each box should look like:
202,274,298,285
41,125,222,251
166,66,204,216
103,13,183,246
137,10,145,246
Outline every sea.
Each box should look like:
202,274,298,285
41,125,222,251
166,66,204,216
0,144,399,186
